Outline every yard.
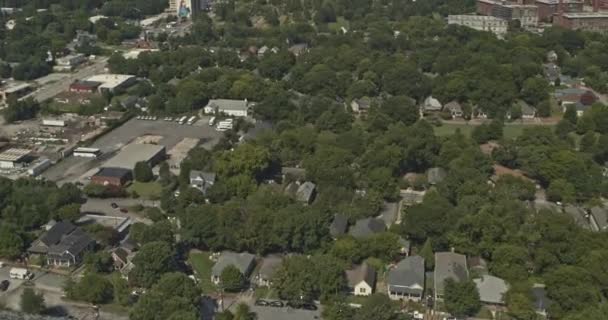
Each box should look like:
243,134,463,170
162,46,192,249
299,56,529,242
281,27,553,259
188,250,216,294
433,122,554,139
127,181,162,200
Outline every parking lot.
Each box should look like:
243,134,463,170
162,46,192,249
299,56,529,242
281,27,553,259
249,304,321,320
43,116,223,184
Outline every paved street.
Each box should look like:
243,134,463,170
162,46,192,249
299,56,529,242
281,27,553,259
81,198,155,225
25,57,108,102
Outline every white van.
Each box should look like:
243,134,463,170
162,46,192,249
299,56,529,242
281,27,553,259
9,268,33,280
208,117,216,126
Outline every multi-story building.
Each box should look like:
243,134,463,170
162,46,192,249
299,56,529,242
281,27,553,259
477,0,539,27
535,0,584,22
554,11,608,32
448,15,510,36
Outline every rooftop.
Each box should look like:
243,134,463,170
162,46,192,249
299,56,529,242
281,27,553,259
94,167,132,179
86,74,135,90
435,252,468,296
258,255,283,279
77,214,132,233
0,148,31,162
349,217,386,238
562,12,608,18
207,99,249,112
211,251,256,277
1,82,31,94
329,214,348,238
474,275,509,305
346,263,376,288
387,255,425,288
102,143,165,170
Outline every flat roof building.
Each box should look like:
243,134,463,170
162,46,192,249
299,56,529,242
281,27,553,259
554,11,608,33
204,99,252,117
85,74,136,93
0,148,31,168
0,82,32,106
102,143,166,171
91,167,133,187
448,15,509,36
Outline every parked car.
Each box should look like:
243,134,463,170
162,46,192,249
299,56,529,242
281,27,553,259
0,280,9,291
254,300,269,306
269,301,284,308
111,203,118,209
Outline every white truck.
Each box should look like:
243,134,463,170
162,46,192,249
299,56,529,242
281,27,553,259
187,116,197,125
178,116,188,124
9,267,33,280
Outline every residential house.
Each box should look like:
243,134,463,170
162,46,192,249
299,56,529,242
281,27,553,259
589,206,608,232
400,189,425,206
422,96,442,112
255,255,282,287
285,181,317,204
351,97,372,115
190,170,216,194
531,284,553,318
474,275,509,307
257,45,269,57
468,256,488,276
434,252,468,301
563,205,592,230
555,88,597,116
387,256,425,302
111,247,137,277
280,167,306,183
427,167,447,185
288,43,309,56
28,221,95,267
516,100,537,120
349,217,386,239
444,101,463,119
346,263,376,296
329,214,348,239
211,251,256,285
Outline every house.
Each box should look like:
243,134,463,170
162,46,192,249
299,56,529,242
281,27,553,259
257,45,269,57
204,99,251,117
563,205,592,230
190,170,216,194
349,217,386,239
468,256,488,276
434,252,468,301
516,100,537,119
288,43,309,56
111,247,135,271
531,284,553,318
401,189,425,206
444,101,463,119
555,89,597,116
474,275,509,306
589,206,608,232
346,263,376,296
285,181,317,204
29,221,95,267
351,97,372,115
255,255,282,287
422,96,442,112
329,214,348,239
280,167,306,183
211,251,256,285
387,256,425,302
427,167,447,185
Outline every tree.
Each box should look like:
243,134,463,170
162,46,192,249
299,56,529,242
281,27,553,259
419,238,434,271
134,161,154,182
55,203,82,221
563,105,578,125
444,279,481,318
221,265,246,292
68,273,114,304
546,179,575,203
545,266,601,318
0,225,24,259
159,161,171,183
354,294,404,320
20,288,45,314
130,241,175,288
112,273,131,306
579,131,597,153
521,77,549,106
506,291,538,320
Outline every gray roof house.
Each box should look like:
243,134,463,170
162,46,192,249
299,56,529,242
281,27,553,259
563,205,591,230
190,170,216,195
211,251,256,285
531,284,553,317
329,214,348,239
423,96,442,112
349,217,386,239
285,181,317,204
387,256,425,302
434,252,468,301
427,167,447,185
474,275,509,306
346,263,377,296
444,101,463,119
468,256,488,276
29,221,95,267
255,255,283,287
351,97,372,114
515,100,536,119
589,206,608,232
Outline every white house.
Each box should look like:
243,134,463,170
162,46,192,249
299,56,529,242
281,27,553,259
346,263,376,296
204,99,252,117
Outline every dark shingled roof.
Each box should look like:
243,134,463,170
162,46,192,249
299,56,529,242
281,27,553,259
329,214,348,238
346,263,376,289
387,256,425,295
349,218,386,238
39,221,76,247
94,167,132,179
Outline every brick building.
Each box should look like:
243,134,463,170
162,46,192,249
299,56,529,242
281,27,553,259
477,0,539,27
535,0,584,22
91,167,133,187
554,12,608,32
69,80,101,93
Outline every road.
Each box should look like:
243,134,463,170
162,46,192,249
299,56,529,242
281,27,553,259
25,57,108,103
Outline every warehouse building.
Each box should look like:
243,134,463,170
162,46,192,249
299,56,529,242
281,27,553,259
0,148,32,169
91,167,133,187
85,74,136,93
102,143,166,171
204,99,252,117
0,82,32,107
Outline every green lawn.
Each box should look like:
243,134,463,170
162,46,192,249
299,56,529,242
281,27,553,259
188,251,216,294
254,287,279,299
128,181,162,200
434,123,552,139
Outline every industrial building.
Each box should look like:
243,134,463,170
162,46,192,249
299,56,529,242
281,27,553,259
102,143,166,171
553,0,608,32
0,82,32,107
28,158,52,177
535,0,584,22
69,80,101,93
0,148,32,169
448,15,509,35
85,74,136,93
91,167,133,187
73,147,101,158
204,99,252,117
477,0,539,27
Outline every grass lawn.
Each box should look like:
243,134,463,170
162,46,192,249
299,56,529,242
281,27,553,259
188,251,216,294
254,287,279,299
127,181,162,200
434,123,552,139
